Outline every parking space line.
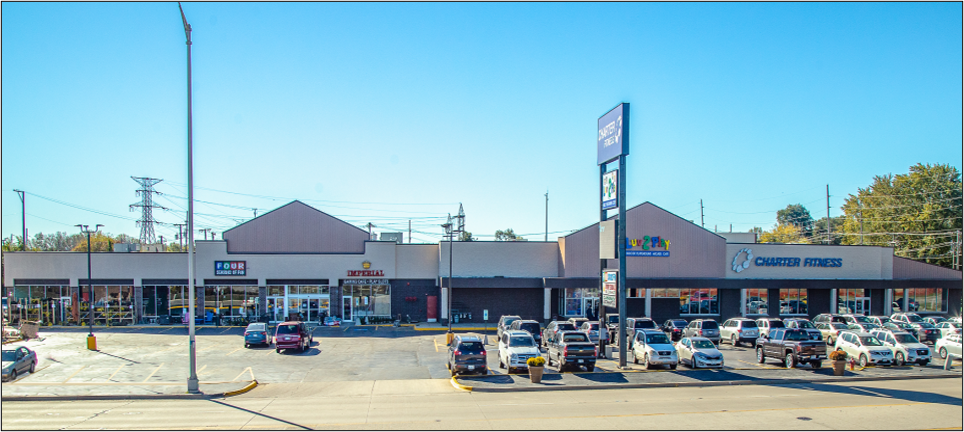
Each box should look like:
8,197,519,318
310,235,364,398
434,338,439,352
197,345,219,352
159,327,173,333
226,347,243,356
142,363,164,382
197,365,208,376
343,326,351,332
62,366,86,383
107,365,124,381
220,327,233,334
232,367,254,381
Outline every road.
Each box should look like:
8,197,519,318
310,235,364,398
2,377,961,430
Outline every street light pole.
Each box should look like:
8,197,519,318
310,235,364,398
178,2,199,394
76,224,102,350
442,222,453,337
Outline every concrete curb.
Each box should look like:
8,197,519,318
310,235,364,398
0,380,259,402
453,372,963,393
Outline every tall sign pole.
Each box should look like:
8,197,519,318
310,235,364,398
178,2,199,394
597,103,630,369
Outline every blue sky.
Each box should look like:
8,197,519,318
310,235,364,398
2,2,961,244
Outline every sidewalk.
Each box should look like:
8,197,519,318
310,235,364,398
454,364,963,392
413,323,497,332
0,380,257,402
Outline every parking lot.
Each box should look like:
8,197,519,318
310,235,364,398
2,324,957,391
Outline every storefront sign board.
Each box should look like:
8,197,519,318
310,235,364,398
597,103,629,165
602,170,618,210
602,270,618,308
214,261,246,276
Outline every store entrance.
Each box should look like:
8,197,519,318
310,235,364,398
287,296,329,323
583,298,600,320
267,297,285,323
838,289,871,315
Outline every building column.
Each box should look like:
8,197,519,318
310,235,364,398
740,289,747,317
884,289,893,316
134,286,144,324
644,288,652,318
544,288,551,320
830,289,837,314
441,287,449,321
259,287,267,319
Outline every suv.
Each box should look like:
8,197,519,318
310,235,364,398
891,313,924,324
568,317,590,329
755,318,786,339
868,316,894,326
498,330,540,373
756,328,827,368
579,321,607,344
841,314,874,325
448,334,487,376
813,314,848,324
870,329,930,366
496,315,522,339
625,318,658,346
546,331,597,372
274,321,312,353
542,321,577,348
661,319,688,341
631,330,678,370
720,318,760,347
682,319,721,345
904,321,941,344
509,320,542,346
783,318,822,341
815,322,850,345
834,331,893,367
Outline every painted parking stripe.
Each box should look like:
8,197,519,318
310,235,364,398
197,365,208,376
142,363,164,382
220,327,234,334
226,347,243,356
62,366,86,383
232,367,254,381
107,365,125,381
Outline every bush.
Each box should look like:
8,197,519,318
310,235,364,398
527,356,546,367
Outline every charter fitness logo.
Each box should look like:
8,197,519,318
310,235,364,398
731,248,753,273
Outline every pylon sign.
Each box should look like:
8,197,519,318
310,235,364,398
597,103,629,165
602,170,618,210
602,270,618,308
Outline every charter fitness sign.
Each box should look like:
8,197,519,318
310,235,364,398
731,248,843,273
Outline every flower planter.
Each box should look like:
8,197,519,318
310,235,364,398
529,366,544,383
832,359,846,376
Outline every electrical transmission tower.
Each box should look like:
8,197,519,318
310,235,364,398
129,177,167,245
456,203,465,235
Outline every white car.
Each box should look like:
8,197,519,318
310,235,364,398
631,330,678,370
676,337,724,369
755,318,786,340
936,322,962,339
720,318,760,347
498,330,541,373
870,330,930,366
834,331,893,367
935,334,963,360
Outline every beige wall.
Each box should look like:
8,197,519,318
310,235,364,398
724,243,894,280
439,242,559,278
395,244,440,279
3,251,189,287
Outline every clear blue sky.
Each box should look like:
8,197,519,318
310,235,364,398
3,2,961,244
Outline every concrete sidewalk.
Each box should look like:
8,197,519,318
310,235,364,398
454,364,963,392
0,380,257,402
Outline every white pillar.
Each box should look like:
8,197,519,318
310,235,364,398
830,289,837,314
740,289,747,317
441,287,449,320
543,288,551,320
644,289,652,318
884,289,893,316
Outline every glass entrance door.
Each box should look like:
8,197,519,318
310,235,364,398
583,298,600,320
267,297,284,322
343,296,352,321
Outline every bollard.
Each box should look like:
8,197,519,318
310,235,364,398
87,335,97,351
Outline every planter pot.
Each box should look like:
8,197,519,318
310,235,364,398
529,366,544,383
832,360,846,376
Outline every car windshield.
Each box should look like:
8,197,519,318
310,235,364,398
634,320,656,329
793,321,815,329
740,321,758,328
785,331,810,341
246,324,266,332
646,333,672,345
1,350,16,362
505,317,520,326
520,323,541,334
563,334,588,343
768,321,785,328
950,323,962,329
859,336,883,346
831,323,849,329
877,317,892,323
701,321,719,329
851,316,872,323
276,324,299,334
671,320,688,327
557,323,576,331
918,322,936,329
608,316,620,324
509,336,536,347
691,340,716,349
894,334,920,344
905,315,923,323
862,323,880,330
459,342,485,353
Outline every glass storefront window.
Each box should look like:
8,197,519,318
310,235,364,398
779,289,808,315
902,288,944,313
745,289,768,315
11,286,70,326
561,288,601,318
837,289,868,315
344,284,390,318
680,288,718,315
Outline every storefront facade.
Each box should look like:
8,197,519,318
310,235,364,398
3,200,961,325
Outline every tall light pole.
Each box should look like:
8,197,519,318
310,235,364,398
76,224,103,350
442,221,453,338
14,189,25,250
178,2,199,394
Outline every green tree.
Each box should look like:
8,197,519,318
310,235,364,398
72,232,115,252
494,228,520,241
758,224,809,244
458,231,475,241
811,216,848,245
840,163,962,268
777,204,814,234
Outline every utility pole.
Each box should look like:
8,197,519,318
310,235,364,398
130,177,167,245
174,223,186,250
408,220,412,244
700,199,705,228
178,1,199,394
826,185,831,245
14,189,26,250
545,191,549,242
199,228,211,241
858,198,863,245
365,223,376,240
253,208,258,218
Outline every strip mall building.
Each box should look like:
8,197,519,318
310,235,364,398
3,201,961,326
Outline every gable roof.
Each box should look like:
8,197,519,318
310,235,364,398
222,200,370,253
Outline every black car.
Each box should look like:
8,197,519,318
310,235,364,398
509,320,543,345
662,319,688,341
448,334,487,376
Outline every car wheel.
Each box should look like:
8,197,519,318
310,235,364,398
859,354,868,368
670,363,678,370
785,353,796,369
641,354,650,370
918,360,929,367
731,334,737,346
546,354,553,367
499,358,505,369
586,365,595,372
29,362,35,374
939,347,948,359
757,347,766,363
827,336,835,346
810,360,822,369
9,370,17,382
633,351,639,364
895,352,905,366
245,343,250,349
276,349,281,354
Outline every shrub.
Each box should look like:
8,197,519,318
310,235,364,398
829,348,848,361
527,356,546,367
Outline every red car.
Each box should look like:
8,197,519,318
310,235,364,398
274,321,312,353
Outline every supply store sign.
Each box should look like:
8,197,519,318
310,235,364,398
626,236,670,257
602,170,618,210
602,270,618,308
215,261,246,276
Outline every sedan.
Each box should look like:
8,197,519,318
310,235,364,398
676,337,724,369
936,334,963,360
2,346,37,382
244,323,271,348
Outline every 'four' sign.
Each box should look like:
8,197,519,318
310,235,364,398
215,261,246,276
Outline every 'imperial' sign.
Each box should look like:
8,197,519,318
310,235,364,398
347,269,385,277
215,261,246,276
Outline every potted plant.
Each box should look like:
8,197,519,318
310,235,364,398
527,356,546,383
829,348,848,376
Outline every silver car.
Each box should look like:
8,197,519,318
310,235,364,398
936,334,963,360
2,346,37,382
871,329,930,366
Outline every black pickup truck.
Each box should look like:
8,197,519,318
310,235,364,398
756,328,827,368
547,331,597,372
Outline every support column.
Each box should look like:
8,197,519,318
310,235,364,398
544,288,551,321
440,287,449,321
644,288,652,318
830,289,837,314
740,289,747,317
884,289,893,316
134,286,144,324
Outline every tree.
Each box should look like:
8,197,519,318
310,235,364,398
494,228,520,241
811,216,848,245
777,204,814,234
458,231,475,242
840,163,962,268
71,232,115,252
758,224,809,244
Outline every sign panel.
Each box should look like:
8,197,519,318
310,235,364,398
602,270,618,308
483,309,489,321
602,170,618,210
626,236,671,257
599,220,616,260
597,103,629,165
214,261,246,276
